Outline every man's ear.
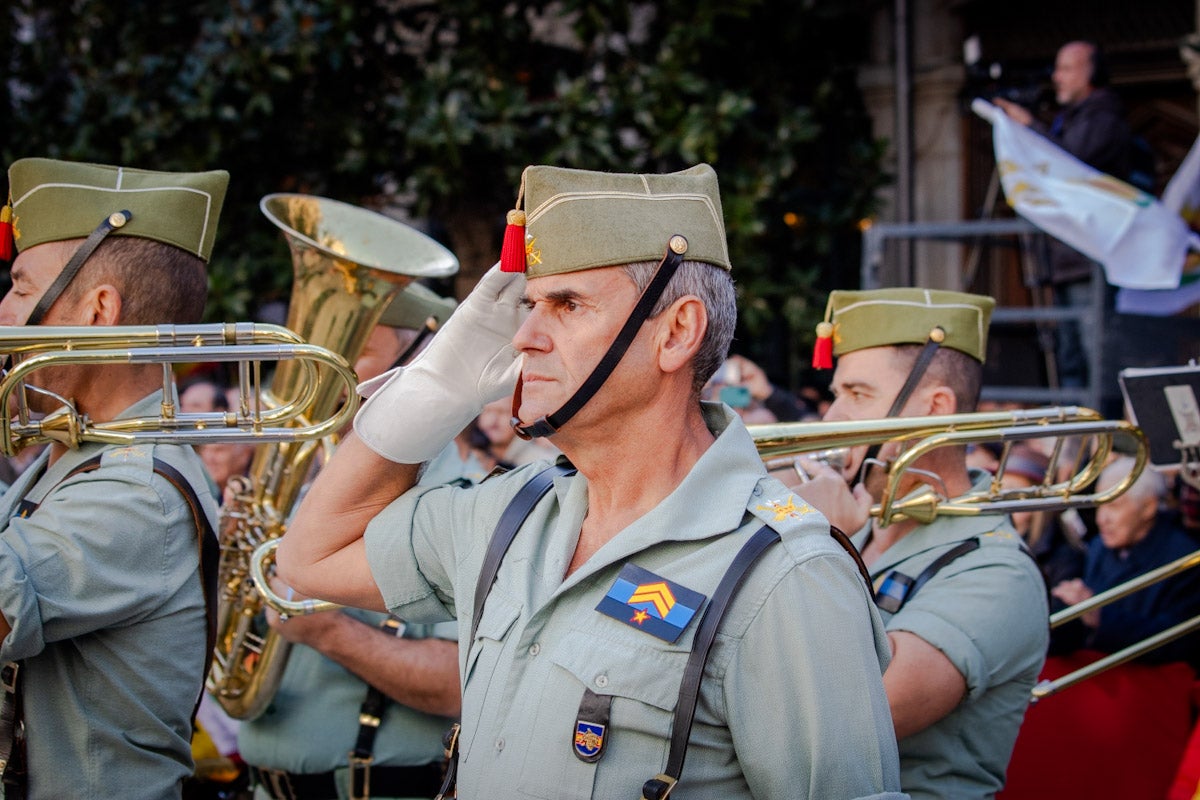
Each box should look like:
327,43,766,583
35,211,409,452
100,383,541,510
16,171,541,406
79,283,123,326
916,383,958,417
657,295,708,375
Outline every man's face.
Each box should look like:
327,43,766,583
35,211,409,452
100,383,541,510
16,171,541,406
511,266,646,429
354,324,411,385
1094,475,1156,550
0,240,79,326
478,397,515,448
824,347,911,424
823,346,924,483
180,382,221,413
1053,43,1094,106
0,240,86,413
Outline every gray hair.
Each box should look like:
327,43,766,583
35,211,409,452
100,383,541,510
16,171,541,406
623,259,737,395
1100,455,1168,507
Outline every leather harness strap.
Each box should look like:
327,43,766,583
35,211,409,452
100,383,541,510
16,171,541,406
438,463,871,799
435,462,574,800
0,451,219,797
640,524,781,800
347,615,407,800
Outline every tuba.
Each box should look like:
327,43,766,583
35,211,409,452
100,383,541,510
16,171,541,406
206,194,458,719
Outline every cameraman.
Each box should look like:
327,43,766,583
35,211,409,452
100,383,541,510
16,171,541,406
994,40,1133,390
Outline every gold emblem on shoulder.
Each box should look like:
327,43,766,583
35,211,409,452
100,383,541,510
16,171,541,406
757,495,811,521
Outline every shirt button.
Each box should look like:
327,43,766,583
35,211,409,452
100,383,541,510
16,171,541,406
595,674,609,688
752,485,762,496
528,642,540,657
496,738,505,752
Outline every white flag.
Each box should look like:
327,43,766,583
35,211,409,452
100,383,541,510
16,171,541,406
1116,132,1200,314
973,98,1197,291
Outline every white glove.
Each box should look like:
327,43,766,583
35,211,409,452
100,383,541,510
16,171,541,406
354,264,526,463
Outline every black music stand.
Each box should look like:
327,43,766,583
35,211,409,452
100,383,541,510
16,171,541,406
1119,363,1200,488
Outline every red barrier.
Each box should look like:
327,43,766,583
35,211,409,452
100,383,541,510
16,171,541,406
1000,651,1196,800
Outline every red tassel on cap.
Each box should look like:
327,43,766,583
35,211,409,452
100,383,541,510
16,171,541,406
0,205,13,263
812,321,834,369
500,209,527,273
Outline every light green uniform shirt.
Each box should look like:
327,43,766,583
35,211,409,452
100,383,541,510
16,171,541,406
0,392,217,800
238,612,457,799
851,471,1049,800
365,404,906,800
240,439,464,800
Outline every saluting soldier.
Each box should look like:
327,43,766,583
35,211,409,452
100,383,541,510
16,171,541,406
0,158,228,799
799,289,1050,800
279,164,905,799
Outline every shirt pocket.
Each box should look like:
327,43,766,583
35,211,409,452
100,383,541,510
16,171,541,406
461,588,523,755
517,628,690,800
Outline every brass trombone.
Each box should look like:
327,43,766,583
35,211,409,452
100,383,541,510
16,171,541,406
751,405,1147,527
751,406,1200,699
0,322,358,457
251,405,1149,620
1031,548,1200,700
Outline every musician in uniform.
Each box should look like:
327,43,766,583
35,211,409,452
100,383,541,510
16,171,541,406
237,283,462,800
0,158,228,799
799,288,1050,800
278,164,905,799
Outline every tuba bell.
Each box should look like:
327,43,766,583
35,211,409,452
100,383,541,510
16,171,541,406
205,194,458,719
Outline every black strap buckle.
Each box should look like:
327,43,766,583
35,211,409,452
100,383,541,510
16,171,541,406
642,774,678,800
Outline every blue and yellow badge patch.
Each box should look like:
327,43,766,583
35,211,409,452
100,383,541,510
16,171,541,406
574,721,605,761
596,563,706,643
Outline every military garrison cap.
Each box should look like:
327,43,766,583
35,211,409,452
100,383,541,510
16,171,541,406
817,288,995,364
7,157,229,262
499,164,731,277
378,282,457,330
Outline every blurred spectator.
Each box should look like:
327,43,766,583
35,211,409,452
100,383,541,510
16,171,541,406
723,354,815,421
966,441,1002,473
177,376,255,496
1000,443,1087,589
702,353,818,424
181,377,229,414
1050,456,1200,670
477,397,559,469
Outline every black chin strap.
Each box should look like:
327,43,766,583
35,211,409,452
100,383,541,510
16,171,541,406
512,236,688,440
858,328,945,476
25,210,131,326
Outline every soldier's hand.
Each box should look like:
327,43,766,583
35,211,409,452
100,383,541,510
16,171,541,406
354,263,526,463
265,577,343,646
790,457,872,534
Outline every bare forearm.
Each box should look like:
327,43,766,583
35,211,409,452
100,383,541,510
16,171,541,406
306,613,461,717
277,433,421,608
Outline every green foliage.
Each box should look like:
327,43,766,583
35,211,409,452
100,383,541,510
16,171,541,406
1,0,887,386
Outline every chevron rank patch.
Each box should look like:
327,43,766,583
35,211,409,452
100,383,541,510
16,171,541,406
596,563,706,643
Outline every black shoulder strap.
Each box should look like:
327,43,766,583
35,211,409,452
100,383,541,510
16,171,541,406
0,451,218,796
904,536,980,607
469,463,575,643
642,525,782,800
437,462,575,800
65,455,219,719
350,615,407,799
874,536,981,614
